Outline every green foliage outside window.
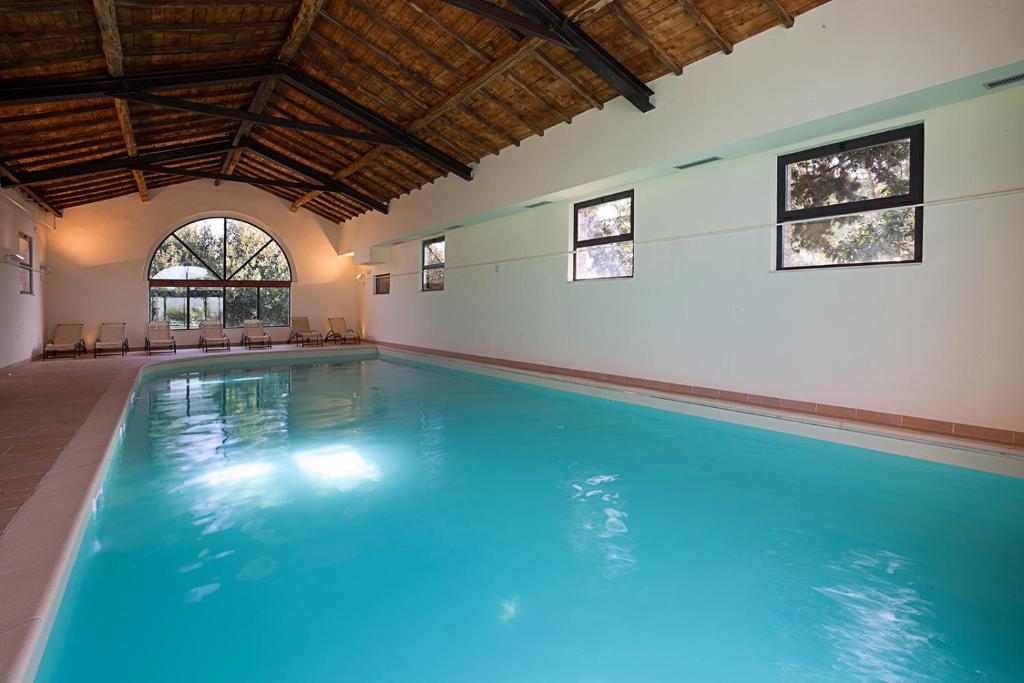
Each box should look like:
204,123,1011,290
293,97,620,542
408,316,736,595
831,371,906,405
149,218,291,328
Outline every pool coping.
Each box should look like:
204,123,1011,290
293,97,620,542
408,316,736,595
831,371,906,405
1,345,1021,682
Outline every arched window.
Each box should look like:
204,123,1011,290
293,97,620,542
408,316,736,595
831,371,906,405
149,217,292,329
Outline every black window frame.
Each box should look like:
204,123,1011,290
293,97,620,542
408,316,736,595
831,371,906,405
421,236,445,292
572,189,635,281
147,217,292,328
776,123,924,271
373,272,391,295
17,232,33,295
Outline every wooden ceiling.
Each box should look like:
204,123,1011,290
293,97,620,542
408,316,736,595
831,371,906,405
0,0,829,224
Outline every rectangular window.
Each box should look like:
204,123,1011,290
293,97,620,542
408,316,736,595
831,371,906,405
422,237,445,291
374,273,391,295
18,233,32,294
573,190,634,280
777,123,923,270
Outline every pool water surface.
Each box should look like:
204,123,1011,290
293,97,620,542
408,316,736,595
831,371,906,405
35,359,1024,682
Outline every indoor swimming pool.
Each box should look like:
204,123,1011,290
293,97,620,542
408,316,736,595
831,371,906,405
34,358,1024,682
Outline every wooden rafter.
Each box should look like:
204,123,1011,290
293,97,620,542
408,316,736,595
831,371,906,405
672,0,733,54
533,49,602,110
761,0,795,28
92,0,149,201
610,0,681,75
347,0,465,79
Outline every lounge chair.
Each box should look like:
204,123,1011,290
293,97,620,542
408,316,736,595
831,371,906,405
241,319,272,349
199,320,230,352
325,317,360,345
287,317,323,347
94,322,129,357
144,321,177,355
44,323,85,360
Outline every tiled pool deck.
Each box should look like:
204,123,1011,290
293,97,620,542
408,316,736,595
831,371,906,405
1,344,1021,682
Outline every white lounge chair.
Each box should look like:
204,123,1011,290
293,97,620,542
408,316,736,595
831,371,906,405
198,320,230,352
144,321,176,355
94,322,128,357
325,317,360,345
44,323,85,360
287,316,323,347
241,319,272,349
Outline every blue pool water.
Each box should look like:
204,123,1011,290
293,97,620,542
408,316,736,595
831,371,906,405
36,359,1024,682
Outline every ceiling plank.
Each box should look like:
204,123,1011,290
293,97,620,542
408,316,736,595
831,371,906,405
533,49,602,110
437,0,577,50
92,0,149,201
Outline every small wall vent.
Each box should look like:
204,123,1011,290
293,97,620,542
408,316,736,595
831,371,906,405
674,156,722,170
525,200,551,208
983,72,1024,89
442,224,462,231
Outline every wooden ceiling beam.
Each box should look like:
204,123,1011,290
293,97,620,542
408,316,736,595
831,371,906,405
242,139,388,213
121,21,291,34
316,11,445,97
479,89,542,137
113,91,396,145
672,0,733,54
92,0,149,201
5,141,232,187
762,0,795,27
506,72,571,124
0,65,278,106
533,50,602,110
406,0,493,64
347,0,465,79
610,0,681,75
0,162,62,216
277,64,472,180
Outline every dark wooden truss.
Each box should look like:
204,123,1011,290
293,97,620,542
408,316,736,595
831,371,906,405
0,0,828,222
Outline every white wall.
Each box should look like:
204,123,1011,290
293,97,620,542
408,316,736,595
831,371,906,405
0,189,50,369
359,88,1024,431
348,0,1024,259
45,181,358,348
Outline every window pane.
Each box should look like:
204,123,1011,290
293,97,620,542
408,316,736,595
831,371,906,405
259,287,290,326
150,286,187,329
226,219,273,277
780,207,917,268
232,241,290,281
787,138,911,211
575,241,634,280
576,196,632,242
19,267,31,294
423,239,445,266
422,268,444,291
18,234,31,265
173,218,224,278
188,286,224,329
374,274,390,295
149,238,215,280
225,287,258,328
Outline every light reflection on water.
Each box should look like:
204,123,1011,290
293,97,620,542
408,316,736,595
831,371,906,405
568,471,637,579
